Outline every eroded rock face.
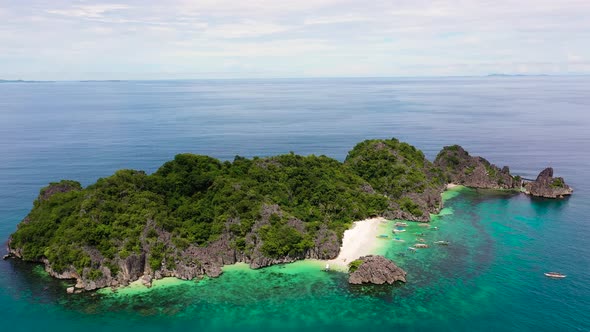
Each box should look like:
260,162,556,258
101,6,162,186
7,203,343,292
524,167,573,198
39,181,82,202
434,145,520,190
348,255,407,285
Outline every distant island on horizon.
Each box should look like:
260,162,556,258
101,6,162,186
0,79,55,83
486,73,551,77
5,74,590,83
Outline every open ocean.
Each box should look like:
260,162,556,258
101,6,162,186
0,77,589,331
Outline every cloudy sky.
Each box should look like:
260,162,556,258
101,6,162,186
1,0,589,79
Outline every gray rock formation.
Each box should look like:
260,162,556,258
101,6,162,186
39,180,82,202
348,255,407,285
434,145,521,189
524,167,573,198
7,202,343,292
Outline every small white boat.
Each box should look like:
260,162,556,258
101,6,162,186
544,272,566,278
418,223,430,227
395,222,408,227
414,243,429,248
434,241,450,245
393,229,406,233
407,247,416,252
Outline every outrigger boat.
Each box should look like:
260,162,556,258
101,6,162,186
434,241,450,245
544,272,567,278
418,223,430,227
414,243,429,248
393,237,405,242
393,228,406,233
395,222,408,227
377,234,389,239
407,247,417,252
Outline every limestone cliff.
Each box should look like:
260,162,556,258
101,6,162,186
434,145,521,189
524,167,573,198
348,255,407,285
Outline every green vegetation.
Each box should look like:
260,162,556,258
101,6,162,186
348,259,363,273
345,139,444,197
398,197,424,217
11,138,482,278
551,178,565,188
10,151,391,273
344,139,444,218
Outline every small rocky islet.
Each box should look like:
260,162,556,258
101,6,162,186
4,138,572,290
348,255,407,285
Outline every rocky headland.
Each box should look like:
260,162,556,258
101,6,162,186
434,145,522,190
5,138,572,292
524,167,574,198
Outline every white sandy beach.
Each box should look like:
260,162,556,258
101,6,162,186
446,183,459,189
323,217,388,270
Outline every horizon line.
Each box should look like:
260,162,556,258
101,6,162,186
2,73,590,82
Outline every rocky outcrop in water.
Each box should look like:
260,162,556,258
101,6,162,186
348,255,407,285
434,145,521,189
524,167,573,198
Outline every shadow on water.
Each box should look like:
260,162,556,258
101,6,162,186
526,195,570,213
347,281,406,303
2,259,74,304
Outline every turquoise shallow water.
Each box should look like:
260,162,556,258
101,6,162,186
1,77,589,331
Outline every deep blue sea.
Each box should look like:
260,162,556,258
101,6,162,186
0,77,589,331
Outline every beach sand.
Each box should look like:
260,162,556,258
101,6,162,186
446,183,459,189
323,217,389,271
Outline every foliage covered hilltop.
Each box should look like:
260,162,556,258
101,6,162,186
7,138,568,291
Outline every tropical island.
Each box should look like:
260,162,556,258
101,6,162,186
4,138,572,291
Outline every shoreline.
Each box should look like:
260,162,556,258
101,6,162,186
322,217,390,271
101,217,392,294
92,186,465,294
55,185,466,294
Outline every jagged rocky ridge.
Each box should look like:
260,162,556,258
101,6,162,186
524,167,573,198
348,255,407,284
434,145,522,189
5,138,572,291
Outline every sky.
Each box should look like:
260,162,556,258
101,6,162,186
0,0,589,80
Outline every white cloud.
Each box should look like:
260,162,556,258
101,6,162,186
203,21,293,39
1,0,589,79
167,38,333,57
47,4,131,19
304,14,369,25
